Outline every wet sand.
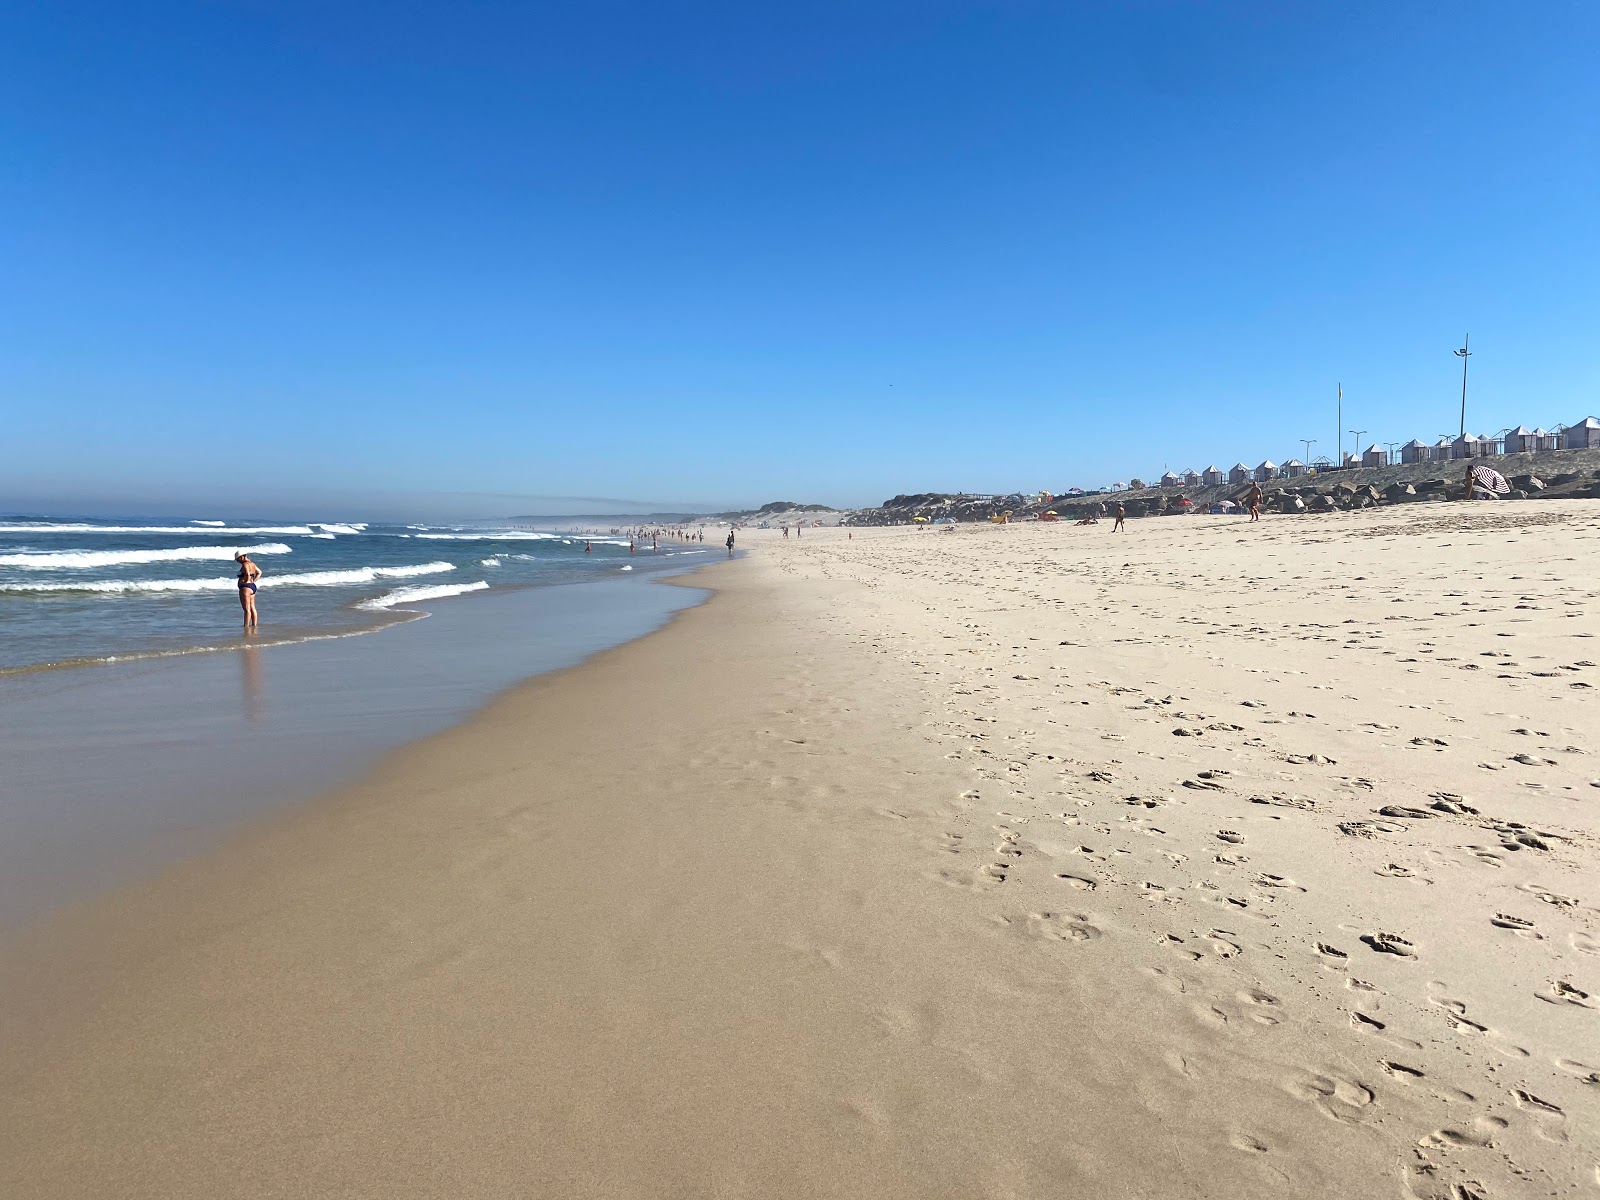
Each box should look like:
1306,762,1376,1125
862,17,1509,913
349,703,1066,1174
3,505,1597,1198
0,575,708,924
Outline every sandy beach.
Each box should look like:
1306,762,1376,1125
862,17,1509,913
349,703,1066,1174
4,504,1597,1198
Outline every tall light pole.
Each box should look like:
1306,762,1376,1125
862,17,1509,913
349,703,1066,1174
1349,430,1367,466
1301,438,1317,469
1336,383,1343,470
1455,334,1471,438
1384,440,1401,467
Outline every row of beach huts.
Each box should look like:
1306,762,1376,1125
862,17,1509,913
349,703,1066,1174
1154,416,1600,489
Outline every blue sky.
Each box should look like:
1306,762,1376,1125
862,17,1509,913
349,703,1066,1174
3,1,1596,516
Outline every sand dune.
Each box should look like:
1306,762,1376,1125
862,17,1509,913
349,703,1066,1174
3,503,1596,1198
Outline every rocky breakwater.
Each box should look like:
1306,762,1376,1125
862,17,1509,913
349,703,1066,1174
845,446,1600,526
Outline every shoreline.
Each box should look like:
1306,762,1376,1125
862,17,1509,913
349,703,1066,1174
3,514,1596,1198
0,568,715,926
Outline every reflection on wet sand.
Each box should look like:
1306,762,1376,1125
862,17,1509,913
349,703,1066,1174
239,640,263,721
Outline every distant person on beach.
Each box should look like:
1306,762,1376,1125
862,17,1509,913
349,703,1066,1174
1246,482,1263,522
1111,501,1126,532
726,531,736,557
234,552,261,628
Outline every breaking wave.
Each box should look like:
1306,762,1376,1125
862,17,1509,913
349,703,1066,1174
0,522,317,536
0,543,294,569
357,581,490,610
0,561,455,595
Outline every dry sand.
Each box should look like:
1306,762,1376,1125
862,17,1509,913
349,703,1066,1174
3,503,1597,1198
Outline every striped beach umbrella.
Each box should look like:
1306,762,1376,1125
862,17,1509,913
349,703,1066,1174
1470,464,1510,495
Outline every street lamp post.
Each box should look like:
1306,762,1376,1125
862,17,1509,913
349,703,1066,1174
1455,334,1471,438
1301,438,1316,469
1349,430,1367,466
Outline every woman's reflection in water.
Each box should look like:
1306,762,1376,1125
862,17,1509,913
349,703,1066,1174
239,636,264,721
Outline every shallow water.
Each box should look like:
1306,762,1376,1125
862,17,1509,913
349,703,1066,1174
0,515,715,671
0,573,710,924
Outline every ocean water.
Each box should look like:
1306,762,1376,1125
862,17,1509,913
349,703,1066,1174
0,515,714,672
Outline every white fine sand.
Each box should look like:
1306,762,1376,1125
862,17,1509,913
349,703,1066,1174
2,502,1597,1198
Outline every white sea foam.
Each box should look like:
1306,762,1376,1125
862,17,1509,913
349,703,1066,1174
357,581,490,610
0,561,455,595
0,523,317,536
619,565,633,571
312,523,367,535
0,542,294,570
411,531,559,541
481,556,502,566
191,520,226,526
307,532,336,539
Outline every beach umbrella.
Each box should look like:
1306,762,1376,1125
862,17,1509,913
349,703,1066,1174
1470,464,1510,495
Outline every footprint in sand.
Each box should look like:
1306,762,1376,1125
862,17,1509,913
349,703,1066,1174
1488,913,1539,937
1426,986,1531,1058
1538,979,1593,1008
1026,911,1104,943
1205,930,1243,958
1554,1057,1600,1085
1284,1070,1376,1124
1054,872,1097,890
1513,1089,1568,1143
1418,1118,1505,1149
1382,1060,1425,1080
1402,1160,1491,1200
1517,882,1578,908
1215,829,1245,844
1361,932,1418,957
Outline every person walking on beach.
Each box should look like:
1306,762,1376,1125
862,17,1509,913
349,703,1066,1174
725,530,736,557
234,552,261,628
1246,482,1264,522
1111,501,1126,532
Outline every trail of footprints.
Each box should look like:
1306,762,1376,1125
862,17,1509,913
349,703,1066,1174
785,507,1600,1197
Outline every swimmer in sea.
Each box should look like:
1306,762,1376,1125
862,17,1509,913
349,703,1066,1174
235,552,261,628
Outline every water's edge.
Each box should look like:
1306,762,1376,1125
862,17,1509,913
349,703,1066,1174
0,567,719,926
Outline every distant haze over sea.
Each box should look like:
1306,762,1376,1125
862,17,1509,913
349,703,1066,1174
0,488,747,526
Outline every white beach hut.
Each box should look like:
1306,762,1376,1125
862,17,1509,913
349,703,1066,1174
1399,438,1430,464
1228,463,1250,485
1181,469,1202,487
1254,461,1278,482
1451,433,1482,459
1360,444,1386,468
1430,436,1453,461
1563,417,1600,449
1503,426,1538,454
1159,471,1182,488
1532,428,1560,452
1201,465,1224,487
1281,458,1306,478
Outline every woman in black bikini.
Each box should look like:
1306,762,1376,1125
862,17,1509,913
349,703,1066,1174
235,552,262,628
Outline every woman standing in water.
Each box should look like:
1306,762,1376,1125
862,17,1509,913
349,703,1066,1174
235,551,261,628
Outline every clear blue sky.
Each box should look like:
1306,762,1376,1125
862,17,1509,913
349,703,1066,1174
3,1,1596,516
